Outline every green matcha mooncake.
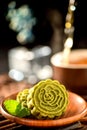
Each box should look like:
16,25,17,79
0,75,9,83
17,89,29,108
27,79,68,119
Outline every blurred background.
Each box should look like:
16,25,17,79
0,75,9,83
0,0,87,82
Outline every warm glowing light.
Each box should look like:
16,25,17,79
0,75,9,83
70,0,75,4
70,5,76,11
62,0,76,64
65,22,71,28
64,37,73,48
63,37,73,64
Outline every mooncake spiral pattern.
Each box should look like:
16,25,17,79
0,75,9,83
16,89,29,108
27,79,68,119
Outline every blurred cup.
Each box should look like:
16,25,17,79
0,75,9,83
51,49,87,99
8,46,52,84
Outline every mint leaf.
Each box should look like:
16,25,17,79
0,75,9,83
16,107,31,117
4,99,21,116
4,99,30,117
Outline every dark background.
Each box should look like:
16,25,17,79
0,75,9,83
0,0,87,50
0,0,87,74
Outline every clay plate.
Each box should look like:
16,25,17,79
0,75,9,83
0,91,87,128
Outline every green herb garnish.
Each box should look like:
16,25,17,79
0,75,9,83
4,99,31,117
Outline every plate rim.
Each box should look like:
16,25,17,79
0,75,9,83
0,91,87,127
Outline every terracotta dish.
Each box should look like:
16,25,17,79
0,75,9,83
51,49,87,98
0,91,87,128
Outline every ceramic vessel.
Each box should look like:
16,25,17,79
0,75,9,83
51,49,87,98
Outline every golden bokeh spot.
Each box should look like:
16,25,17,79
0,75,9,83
65,22,71,28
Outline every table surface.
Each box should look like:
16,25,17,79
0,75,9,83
0,113,87,130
